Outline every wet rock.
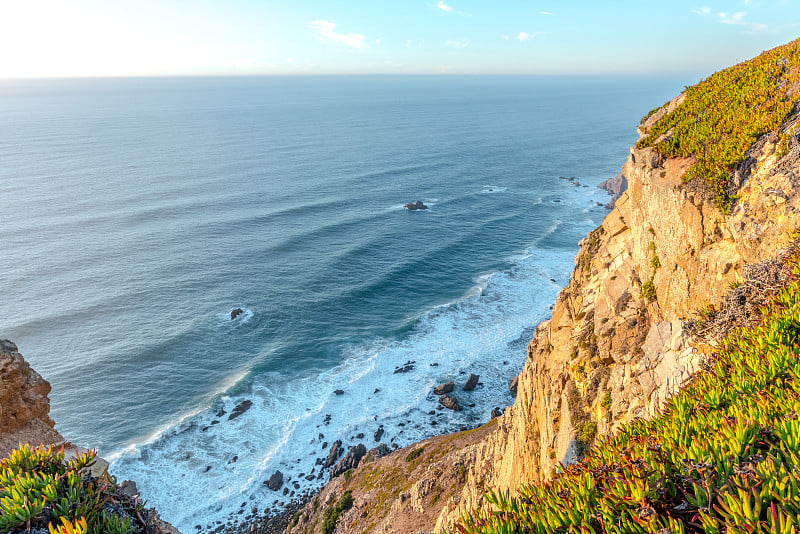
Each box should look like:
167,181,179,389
333,389,344,395
323,440,343,468
356,433,364,439
463,374,479,391
404,200,428,210
330,444,367,478
266,471,283,491
230,308,244,320
228,400,253,420
491,407,504,419
228,455,238,464
433,381,454,395
438,394,462,411
393,361,415,374
374,427,384,442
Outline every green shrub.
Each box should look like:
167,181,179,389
454,248,800,534
321,490,354,534
637,38,800,213
641,280,657,301
0,445,140,534
405,448,424,462
601,391,612,410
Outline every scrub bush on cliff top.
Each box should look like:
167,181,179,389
0,445,142,534
454,245,800,534
637,38,800,213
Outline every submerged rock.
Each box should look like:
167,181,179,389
228,400,253,420
230,308,244,320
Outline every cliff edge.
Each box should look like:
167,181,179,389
0,339,65,457
283,39,800,534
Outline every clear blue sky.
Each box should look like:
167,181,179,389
1,0,797,78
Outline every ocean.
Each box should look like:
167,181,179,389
0,75,685,531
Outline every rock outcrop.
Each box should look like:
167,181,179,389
433,95,800,532
0,339,64,457
280,88,800,534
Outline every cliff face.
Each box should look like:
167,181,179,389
280,93,800,533
0,339,64,457
433,98,800,532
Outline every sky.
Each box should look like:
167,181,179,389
0,0,798,78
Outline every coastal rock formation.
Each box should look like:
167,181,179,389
280,79,800,534
462,374,479,391
0,341,183,534
404,200,428,210
438,394,462,411
433,94,800,532
597,172,628,208
0,339,64,457
433,381,454,395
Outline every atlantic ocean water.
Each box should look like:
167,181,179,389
0,75,685,530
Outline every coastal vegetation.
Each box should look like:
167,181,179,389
637,38,800,212
454,247,800,533
0,445,142,534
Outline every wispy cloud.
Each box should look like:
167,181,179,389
718,11,748,24
437,1,453,12
691,7,769,33
445,39,469,48
516,31,540,42
309,20,366,49
436,1,470,16
539,11,554,15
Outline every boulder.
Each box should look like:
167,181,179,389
323,440,343,469
404,200,429,211
374,427,384,442
438,394,462,411
433,381,454,395
463,374,479,391
333,389,344,395
490,407,504,419
230,308,244,320
330,444,367,478
266,470,283,491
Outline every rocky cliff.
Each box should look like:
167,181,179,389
432,93,799,531
0,339,65,457
283,49,800,533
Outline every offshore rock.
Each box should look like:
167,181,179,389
463,374,479,391
433,381,454,395
266,471,283,491
438,394,462,411
404,200,429,210
228,400,253,420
